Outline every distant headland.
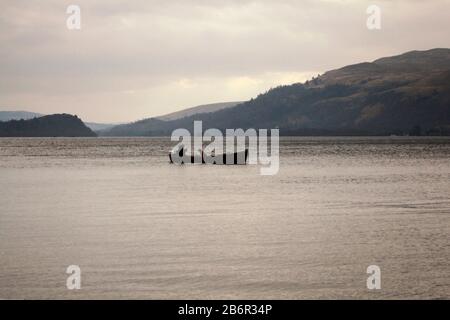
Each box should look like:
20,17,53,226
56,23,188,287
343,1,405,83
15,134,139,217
0,114,97,137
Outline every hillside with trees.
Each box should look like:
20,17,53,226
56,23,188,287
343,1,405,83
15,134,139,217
0,114,97,137
101,49,450,136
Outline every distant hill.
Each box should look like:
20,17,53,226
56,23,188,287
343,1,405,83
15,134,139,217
0,111,44,122
0,114,97,137
85,122,118,132
102,48,450,136
156,102,243,121
0,110,116,133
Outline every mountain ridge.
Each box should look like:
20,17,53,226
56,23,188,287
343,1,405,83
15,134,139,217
101,48,450,136
156,101,243,121
0,111,44,122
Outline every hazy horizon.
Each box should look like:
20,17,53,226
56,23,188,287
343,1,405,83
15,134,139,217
1,0,450,123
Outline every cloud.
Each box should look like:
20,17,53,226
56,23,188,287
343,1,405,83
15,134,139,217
0,0,449,122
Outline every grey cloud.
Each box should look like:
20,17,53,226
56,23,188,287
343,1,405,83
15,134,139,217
1,0,449,121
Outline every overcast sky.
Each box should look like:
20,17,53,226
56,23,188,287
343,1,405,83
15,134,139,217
1,0,449,122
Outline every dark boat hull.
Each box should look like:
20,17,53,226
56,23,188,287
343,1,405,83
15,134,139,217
169,149,248,165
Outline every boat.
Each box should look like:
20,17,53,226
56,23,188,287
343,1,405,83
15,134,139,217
169,147,248,165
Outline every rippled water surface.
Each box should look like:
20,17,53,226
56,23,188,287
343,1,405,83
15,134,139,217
0,137,449,299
